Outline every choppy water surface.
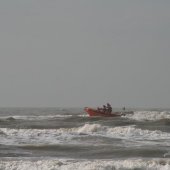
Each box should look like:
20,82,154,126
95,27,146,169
0,107,170,170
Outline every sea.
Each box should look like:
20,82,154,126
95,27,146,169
0,107,170,170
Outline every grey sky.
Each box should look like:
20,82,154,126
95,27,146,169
0,1,170,108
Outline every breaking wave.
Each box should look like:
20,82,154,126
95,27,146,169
124,111,170,121
1,123,170,146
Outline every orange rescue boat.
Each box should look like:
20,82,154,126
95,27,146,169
84,107,123,117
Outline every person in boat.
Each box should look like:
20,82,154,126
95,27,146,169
106,103,112,114
102,105,107,113
97,107,102,112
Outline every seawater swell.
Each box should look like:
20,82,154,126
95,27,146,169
0,110,170,122
1,110,170,130
1,108,170,169
0,110,170,123
0,114,90,129
1,124,170,146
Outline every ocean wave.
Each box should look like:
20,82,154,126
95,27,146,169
1,111,169,121
78,124,170,141
0,117,16,122
0,158,170,170
124,111,170,121
1,124,170,146
0,115,73,121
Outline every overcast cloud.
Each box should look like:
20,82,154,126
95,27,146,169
0,1,170,108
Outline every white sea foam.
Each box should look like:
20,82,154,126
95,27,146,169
77,123,170,140
0,128,76,145
78,114,88,117
107,126,170,140
1,123,170,146
0,158,170,170
124,111,170,121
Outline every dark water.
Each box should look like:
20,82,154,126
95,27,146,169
0,107,170,169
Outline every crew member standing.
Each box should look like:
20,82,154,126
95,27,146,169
106,103,112,114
